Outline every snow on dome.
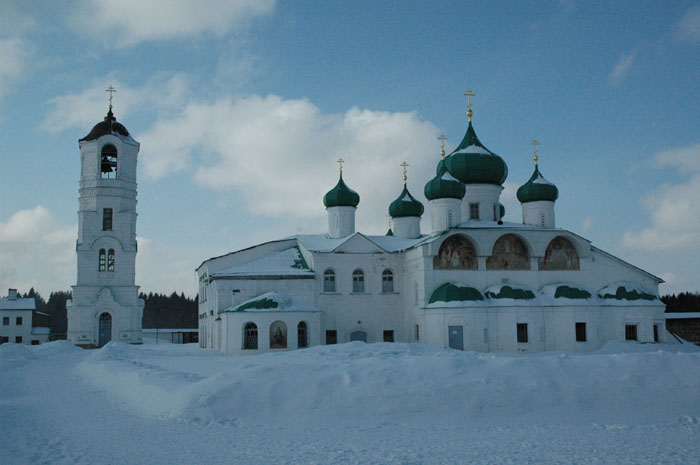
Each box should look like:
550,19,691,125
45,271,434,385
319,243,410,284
222,292,319,314
451,144,493,156
532,173,554,185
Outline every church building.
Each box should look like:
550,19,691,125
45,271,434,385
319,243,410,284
197,94,667,355
67,90,144,347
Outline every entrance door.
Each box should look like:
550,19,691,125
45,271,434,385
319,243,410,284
448,325,464,350
98,313,112,347
350,330,368,342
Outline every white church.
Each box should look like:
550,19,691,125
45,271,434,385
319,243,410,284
196,97,667,355
67,92,144,347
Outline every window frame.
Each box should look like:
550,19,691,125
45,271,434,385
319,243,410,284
575,322,587,342
381,269,394,293
323,269,336,293
16,316,23,326
99,249,106,272
352,269,365,293
243,322,258,350
325,329,337,345
107,249,115,272
383,330,394,342
297,321,308,348
103,208,113,231
625,324,638,341
469,203,480,220
2,316,8,326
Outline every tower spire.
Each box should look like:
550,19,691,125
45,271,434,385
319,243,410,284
401,161,409,185
463,89,475,122
531,139,540,166
438,134,447,160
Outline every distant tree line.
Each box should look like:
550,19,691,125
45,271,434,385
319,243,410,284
11,289,198,336
661,292,700,313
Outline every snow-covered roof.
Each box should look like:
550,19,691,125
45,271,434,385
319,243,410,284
212,246,313,278
220,292,319,314
665,312,700,319
0,297,35,310
295,233,430,254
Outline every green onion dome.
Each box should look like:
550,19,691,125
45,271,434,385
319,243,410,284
389,185,424,218
444,122,508,185
323,174,360,208
424,162,466,200
516,166,559,203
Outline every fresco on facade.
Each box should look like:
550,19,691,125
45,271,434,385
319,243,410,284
486,234,530,270
434,234,478,270
539,237,580,270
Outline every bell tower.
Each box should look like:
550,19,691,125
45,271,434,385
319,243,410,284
67,87,144,347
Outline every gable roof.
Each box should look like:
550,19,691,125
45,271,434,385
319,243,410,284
211,246,313,279
0,297,35,310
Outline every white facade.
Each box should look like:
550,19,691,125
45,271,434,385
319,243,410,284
430,197,462,233
67,111,144,347
461,184,503,222
327,206,356,238
0,289,50,345
522,200,556,228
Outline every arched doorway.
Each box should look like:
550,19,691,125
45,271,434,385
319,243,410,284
98,312,112,347
350,330,368,342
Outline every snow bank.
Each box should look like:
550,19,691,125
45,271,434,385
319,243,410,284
75,341,700,427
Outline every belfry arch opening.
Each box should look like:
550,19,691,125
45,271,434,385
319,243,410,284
101,144,118,178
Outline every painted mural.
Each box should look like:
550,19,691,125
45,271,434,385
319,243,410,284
434,234,477,270
538,237,580,270
486,234,530,270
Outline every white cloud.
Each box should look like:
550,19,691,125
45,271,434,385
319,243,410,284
42,74,190,133
676,4,700,43
0,38,30,105
71,0,275,47
139,94,441,234
608,49,637,85
621,143,700,251
0,207,77,296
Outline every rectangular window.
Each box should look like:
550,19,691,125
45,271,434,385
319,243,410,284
382,272,394,293
1,336,8,343
15,336,22,343
469,203,480,220
575,322,587,342
31,340,40,345
625,324,638,341
326,330,337,345
352,272,365,293
99,249,106,272
16,316,23,326
383,330,394,342
517,323,528,343
653,324,659,343
103,208,113,231
415,324,420,341
107,249,115,272
2,317,8,325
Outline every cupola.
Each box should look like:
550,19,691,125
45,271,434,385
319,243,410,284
324,159,359,238
389,162,423,238
517,140,558,228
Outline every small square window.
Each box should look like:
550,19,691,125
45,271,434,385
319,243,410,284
575,322,587,342
2,317,8,325
517,323,528,343
326,330,337,345
1,336,8,343
383,330,394,342
625,324,637,341
15,336,22,343
16,316,23,326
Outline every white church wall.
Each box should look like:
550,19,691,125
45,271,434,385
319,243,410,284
222,311,321,356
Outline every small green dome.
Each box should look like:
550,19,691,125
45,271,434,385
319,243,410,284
516,166,559,203
389,185,424,218
444,122,508,185
323,174,360,208
424,163,466,201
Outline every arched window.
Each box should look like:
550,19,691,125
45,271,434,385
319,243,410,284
270,321,287,349
98,249,106,271
323,269,336,293
486,234,530,270
382,269,394,293
538,236,580,270
447,209,453,228
243,322,258,350
107,249,115,272
297,321,308,348
352,269,365,293
100,144,118,179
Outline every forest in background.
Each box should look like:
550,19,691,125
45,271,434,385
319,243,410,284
6,289,699,338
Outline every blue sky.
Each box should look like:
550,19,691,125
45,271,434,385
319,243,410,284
1,0,699,297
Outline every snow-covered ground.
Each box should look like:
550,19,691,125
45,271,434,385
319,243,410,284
1,341,699,465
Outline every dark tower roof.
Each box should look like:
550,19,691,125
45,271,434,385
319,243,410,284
80,109,131,142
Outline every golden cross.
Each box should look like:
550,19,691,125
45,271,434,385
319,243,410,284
464,89,475,121
401,161,409,184
531,139,539,165
337,157,344,175
438,134,447,159
106,85,117,110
